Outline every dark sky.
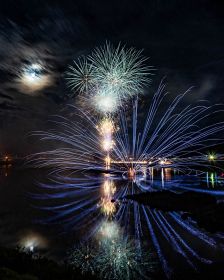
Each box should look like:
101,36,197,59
0,0,224,155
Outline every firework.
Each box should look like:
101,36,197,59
102,178,116,196
96,239,156,280
99,198,116,216
33,171,223,278
66,42,154,113
98,177,116,217
98,118,115,135
97,118,115,152
110,83,224,174
69,238,157,280
97,220,120,240
29,81,224,176
30,80,224,277
89,42,152,99
66,57,95,93
93,89,119,114
69,243,97,275
28,108,104,173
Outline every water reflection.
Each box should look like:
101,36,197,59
70,215,157,279
0,163,12,177
99,175,116,217
164,168,172,181
19,231,48,253
160,168,172,188
69,234,156,279
206,172,217,188
4,166,224,278
97,220,120,240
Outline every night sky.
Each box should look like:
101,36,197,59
1,0,224,155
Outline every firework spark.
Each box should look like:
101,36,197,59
97,220,120,240
69,238,157,280
69,243,97,275
111,82,224,174
96,239,155,280
97,118,115,152
30,81,224,277
29,81,224,176
66,42,154,113
66,57,95,93
89,43,152,98
94,90,119,113
99,177,117,217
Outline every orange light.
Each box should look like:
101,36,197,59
129,167,135,177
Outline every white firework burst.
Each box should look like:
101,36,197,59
66,56,95,93
65,42,154,113
89,42,153,100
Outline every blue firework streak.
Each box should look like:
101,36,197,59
30,172,224,278
113,81,224,174
29,81,224,175
28,81,224,278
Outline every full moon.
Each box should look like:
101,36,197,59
17,63,53,94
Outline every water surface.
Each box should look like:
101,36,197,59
1,165,224,278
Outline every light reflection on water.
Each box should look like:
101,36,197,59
206,172,218,188
99,176,116,217
1,165,224,277
0,164,12,177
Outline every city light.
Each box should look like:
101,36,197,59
208,152,216,161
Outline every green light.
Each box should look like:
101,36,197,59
210,173,215,188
